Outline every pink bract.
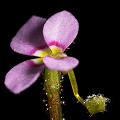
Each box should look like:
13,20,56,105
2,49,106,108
43,56,79,71
43,10,79,51
11,16,48,56
5,60,45,94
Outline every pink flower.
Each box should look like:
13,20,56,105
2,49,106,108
5,11,79,94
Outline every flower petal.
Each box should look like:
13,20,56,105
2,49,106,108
11,16,50,56
43,10,79,51
5,60,45,94
43,56,79,71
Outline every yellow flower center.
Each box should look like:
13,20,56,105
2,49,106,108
32,45,63,64
50,46,62,54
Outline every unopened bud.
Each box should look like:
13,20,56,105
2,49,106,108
85,94,109,115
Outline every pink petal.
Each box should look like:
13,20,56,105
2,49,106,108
5,60,45,94
43,10,79,51
11,16,49,56
43,56,79,71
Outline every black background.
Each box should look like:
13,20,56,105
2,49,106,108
0,1,119,120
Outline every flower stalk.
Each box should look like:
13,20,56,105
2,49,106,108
68,69,85,106
44,67,63,120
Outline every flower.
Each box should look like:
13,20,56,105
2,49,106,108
5,10,79,94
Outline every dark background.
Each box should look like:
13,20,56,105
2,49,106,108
0,1,119,120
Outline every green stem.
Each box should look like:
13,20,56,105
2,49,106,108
68,69,85,106
44,67,62,120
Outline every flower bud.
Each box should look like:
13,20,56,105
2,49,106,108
85,94,109,115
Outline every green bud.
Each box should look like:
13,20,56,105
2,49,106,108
85,94,109,115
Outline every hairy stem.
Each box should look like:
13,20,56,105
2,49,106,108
44,67,62,120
